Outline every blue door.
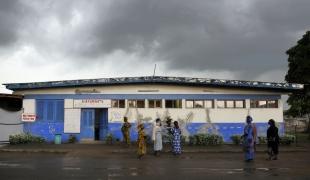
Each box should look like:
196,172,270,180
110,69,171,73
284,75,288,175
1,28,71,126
99,109,108,140
81,109,95,139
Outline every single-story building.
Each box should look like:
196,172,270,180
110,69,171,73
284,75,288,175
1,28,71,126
0,94,23,142
3,76,303,143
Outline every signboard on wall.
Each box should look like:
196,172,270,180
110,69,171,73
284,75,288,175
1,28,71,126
22,114,36,122
73,99,111,108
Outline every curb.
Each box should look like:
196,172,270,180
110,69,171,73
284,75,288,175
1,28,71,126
0,149,69,154
0,148,308,154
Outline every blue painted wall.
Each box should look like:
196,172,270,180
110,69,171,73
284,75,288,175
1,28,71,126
24,93,283,143
107,122,284,143
23,122,284,143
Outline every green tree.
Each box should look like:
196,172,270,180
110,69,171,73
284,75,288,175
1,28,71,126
285,31,310,132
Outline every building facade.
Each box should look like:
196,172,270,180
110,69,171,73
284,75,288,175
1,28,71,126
0,94,23,142
4,76,303,143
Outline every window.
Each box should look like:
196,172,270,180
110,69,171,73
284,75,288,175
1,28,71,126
217,100,225,108
235,100,245,108
148,99,162,108
186,100,204,108
165,100,182,108
186,100,194,108
128,99,145,108
194,100,204,108
205,100,214,108
267,100,278,108
111,99,125,108
226,101,234,108
137,100,145,108
217,100,245,108
128,100,136,108
36,99,64,122
250,100,278,108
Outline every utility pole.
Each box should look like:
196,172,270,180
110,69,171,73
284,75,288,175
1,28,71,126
153,64,157,78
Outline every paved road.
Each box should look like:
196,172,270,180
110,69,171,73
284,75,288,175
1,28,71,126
0,152,309,180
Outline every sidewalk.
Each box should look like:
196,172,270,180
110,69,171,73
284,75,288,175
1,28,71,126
0,143,308,154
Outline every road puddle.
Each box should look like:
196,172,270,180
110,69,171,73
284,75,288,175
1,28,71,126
0,162,21,167
180,167,291,176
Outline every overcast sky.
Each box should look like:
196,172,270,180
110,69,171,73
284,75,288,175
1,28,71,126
0,0,309,93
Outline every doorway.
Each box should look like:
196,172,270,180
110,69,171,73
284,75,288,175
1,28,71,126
81,108,108,141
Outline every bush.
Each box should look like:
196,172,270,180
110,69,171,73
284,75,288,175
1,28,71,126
258,136,267,144
189,135,197,146
231,135,242,145
181,135,187,145
68,134,77,143
9,133,45,145
162,134,173,145
104,133,114,145
257,135,295,145
188,134,223,146
280,134,295,145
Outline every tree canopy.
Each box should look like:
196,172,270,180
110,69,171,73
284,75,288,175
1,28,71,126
285,31,310,117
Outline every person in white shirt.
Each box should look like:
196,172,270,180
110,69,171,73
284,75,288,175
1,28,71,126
152,118,163,156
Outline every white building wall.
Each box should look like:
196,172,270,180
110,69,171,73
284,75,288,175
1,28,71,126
22,99,35,114
64,108,81,133
14,84,285,95
0,109,23,141
18,85,285,128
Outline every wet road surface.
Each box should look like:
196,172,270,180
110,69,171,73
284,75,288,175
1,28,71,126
0,152,309,180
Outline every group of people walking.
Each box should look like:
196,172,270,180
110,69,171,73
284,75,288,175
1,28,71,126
121,115,280,161
121,117,182,159
243,116,280,162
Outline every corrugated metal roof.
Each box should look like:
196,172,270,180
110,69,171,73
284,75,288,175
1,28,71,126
0,93,23,99
3,76,304,92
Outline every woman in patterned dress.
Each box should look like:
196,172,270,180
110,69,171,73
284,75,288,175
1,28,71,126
243,116,257,162
171,121,181,155
137,123,146,159
121,117,131,147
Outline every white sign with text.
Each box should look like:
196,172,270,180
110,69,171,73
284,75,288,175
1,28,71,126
73,99,111,108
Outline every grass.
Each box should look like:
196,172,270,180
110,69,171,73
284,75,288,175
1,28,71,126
286,132,310,143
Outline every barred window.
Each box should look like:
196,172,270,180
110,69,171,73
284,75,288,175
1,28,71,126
148,99,162,108
111,99,125,108
205,100,214,108
165,100,182,108
217,100,245,108
128,100,145,108
250,100,278,108
186,100,204,108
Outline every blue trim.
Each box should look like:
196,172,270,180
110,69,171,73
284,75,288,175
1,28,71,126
23,121,284,143
24,94,281,100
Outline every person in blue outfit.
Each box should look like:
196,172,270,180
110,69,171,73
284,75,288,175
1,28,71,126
171,121,182,155
243,116,257,162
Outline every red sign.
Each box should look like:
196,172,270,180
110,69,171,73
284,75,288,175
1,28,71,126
22,114,36,122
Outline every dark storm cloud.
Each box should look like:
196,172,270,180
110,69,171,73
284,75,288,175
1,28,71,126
0,0,309,79
65,0,309,77
0,0,23,46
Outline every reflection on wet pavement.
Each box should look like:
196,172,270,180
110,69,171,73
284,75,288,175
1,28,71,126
0,152,309,179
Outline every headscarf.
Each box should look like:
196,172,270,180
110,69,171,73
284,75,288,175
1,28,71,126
268,119,275,127
138,123,144,130
155,118,161,126
246,116,253,124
